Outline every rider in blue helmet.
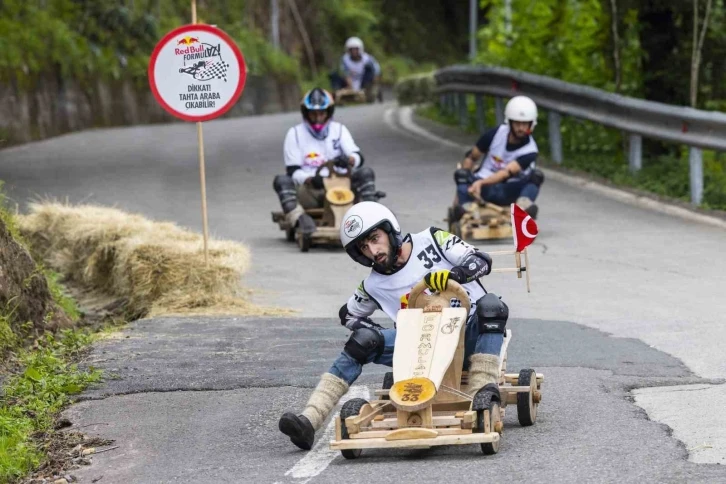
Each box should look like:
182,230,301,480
273,88,385,235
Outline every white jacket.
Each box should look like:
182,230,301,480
283,121,362,186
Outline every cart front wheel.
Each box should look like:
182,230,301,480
340,398,369,459
477,401,502,455
298,232,311,252
381,372,393,400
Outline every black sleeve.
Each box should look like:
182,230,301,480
449,252,492,283
514,152,538,171
475,127,500,153
286,165,302,177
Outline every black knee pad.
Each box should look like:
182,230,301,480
344,327,385,364
351,166,377,201
273,175,297,213
273,174,295,192
476,293,509,334
454,168,474,185
530,169,545,187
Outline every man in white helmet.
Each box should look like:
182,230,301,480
453,95,545,219
329,36,382,100
279,201,510,450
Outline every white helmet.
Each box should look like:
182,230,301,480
504,95,538,131
340,201,402,270
345,37,364,52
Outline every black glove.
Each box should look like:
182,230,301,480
310,175,325,189
333,155,350,169
449,251,492,284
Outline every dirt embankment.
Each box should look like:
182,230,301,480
0,217,72,353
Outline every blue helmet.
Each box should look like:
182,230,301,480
300,88,335,134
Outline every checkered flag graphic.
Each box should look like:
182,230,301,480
195,60,230,82
450,298,461,308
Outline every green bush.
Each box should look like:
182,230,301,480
394,72,436,105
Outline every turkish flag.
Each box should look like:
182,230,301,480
511,204,538,252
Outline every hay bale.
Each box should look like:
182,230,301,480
18,202,287,318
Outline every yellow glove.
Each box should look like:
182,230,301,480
424,270,450,292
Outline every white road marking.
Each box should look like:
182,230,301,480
282,385,370,484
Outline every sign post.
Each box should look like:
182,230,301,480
148,0,247,265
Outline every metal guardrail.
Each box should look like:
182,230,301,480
434,65,726,205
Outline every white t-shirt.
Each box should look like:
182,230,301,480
346,228,488,322
474,124,538,183
283,121,362,186
340,53,381,90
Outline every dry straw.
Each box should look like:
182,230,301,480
18,202,289,318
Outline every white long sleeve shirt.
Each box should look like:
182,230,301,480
283,122,362,186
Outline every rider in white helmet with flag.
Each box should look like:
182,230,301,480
278,201,510,451
453,95,545,220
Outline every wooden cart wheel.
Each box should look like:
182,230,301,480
286,227,295,242
381,372,393,400
477,401,502,455
517,369,538,426
340,398,369,460
298,232,311,252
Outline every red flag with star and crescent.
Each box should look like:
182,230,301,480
511,204,538,252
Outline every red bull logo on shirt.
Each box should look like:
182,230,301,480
303,152,325,167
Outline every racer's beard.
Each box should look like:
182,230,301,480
509,122,531,142
371,244,399,273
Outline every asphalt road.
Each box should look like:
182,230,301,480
1,102,725,483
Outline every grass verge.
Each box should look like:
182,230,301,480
1,187,104,483
0,330,102,482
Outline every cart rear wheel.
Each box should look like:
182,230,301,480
340,398,369,459
517,369,538,426
476,401,502,455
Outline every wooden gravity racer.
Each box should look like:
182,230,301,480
333,84,382,106
448,201,513,241
329,279,543,458
271,161,355,252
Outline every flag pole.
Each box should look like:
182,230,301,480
191,0,210,267
524,247,531,293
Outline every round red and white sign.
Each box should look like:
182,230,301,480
148,24,246,122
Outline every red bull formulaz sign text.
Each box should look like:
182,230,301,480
149,25,247,122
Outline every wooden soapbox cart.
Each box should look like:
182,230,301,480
329,279,543,458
